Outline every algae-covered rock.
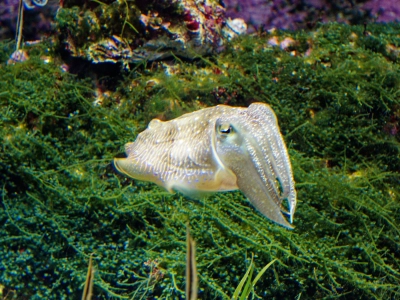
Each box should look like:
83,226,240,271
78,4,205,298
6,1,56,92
0,23,399,299
56,0,246,67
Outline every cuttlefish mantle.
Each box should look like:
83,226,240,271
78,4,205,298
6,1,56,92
114,102,297,229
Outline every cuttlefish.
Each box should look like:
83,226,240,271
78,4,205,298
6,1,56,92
114,102,297,228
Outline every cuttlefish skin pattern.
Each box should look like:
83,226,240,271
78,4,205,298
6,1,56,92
114,102,297,228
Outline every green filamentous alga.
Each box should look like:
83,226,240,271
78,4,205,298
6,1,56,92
0,23,399,299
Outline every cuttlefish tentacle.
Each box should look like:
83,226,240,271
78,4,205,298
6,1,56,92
215,132,293,228
213,103,295,228
230,145,293,228
114,102,297,228
247,104,297,222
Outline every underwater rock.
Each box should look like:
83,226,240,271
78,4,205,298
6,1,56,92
23,0,49,9
7,49,29,65
57,0,246,66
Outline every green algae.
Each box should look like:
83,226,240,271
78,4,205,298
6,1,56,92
0,22,399,299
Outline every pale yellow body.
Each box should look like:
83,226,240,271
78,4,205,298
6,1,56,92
114,103,297,228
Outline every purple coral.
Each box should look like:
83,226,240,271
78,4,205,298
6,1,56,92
224,0,400,32
0,0,58,41
224,0,306,31
361,0,400,23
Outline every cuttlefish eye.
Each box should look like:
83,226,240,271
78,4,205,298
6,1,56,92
219,123,233,134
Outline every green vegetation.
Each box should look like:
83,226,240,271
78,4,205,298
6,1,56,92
232,255,277,300
1,23,399,299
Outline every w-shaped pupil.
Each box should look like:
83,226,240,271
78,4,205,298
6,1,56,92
220,125,231,134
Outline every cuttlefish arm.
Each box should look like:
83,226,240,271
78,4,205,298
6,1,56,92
215,103,296,229
247,103,297,223
233,152,293,228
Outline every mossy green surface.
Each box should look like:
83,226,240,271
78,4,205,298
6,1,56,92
1,23,399,299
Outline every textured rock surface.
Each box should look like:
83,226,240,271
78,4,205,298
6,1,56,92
56,0,245,66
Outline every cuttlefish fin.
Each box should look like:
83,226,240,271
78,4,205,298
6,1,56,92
166,167,238,197
113,157,157,184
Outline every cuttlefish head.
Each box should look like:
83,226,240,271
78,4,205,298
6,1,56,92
214,103,297,229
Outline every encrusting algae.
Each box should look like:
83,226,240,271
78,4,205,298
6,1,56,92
0,17,399,300
56,0,247,67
